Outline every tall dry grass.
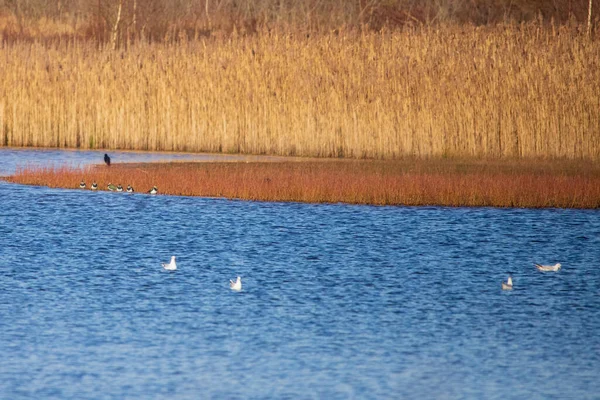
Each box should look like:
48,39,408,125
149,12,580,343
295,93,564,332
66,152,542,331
1,24,599,159
5,159,600,208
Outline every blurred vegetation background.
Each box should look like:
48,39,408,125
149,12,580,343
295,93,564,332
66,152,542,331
0,0,596,43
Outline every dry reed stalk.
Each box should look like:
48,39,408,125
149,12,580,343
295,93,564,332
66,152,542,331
5,159,600,208
0,24,599,159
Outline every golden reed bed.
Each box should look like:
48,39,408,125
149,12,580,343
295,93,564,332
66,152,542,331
1,24,599,160
5,159,600,208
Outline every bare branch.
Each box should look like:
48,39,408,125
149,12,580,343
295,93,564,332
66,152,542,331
111,0,123,49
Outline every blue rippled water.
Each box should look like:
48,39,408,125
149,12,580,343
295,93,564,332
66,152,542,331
0,149,599,399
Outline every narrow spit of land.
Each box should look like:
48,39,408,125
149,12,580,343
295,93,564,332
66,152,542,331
5,158,600,208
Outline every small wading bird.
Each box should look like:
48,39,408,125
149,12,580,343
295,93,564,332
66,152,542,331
107,183,117,191
116,184,123,192
535,263,561,272
127,185,134,193
104,153,111,166
79,181,86,189
230,276,242,291
148,186,158,194
91,181,98,190
162,256,177,271
502,276,513,291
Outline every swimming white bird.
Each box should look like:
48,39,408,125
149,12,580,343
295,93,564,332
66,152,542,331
230,276,242,291
502,276,513,290
161,256,177,270
535,263,561,272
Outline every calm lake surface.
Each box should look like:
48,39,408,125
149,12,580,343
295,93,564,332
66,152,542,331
1,149,599,399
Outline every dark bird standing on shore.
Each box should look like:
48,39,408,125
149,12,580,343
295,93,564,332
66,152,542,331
104,153,111,166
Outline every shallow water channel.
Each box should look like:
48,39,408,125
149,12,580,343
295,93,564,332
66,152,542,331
1,149,599,399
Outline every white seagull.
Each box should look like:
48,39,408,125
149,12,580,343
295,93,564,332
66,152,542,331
535,263,561,272
502,276,513,290
230,276,242,291
162,256,177,271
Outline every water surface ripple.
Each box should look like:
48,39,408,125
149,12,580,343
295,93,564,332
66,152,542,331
0,150,599,399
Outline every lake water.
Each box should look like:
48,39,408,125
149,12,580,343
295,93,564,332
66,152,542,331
0,148,294,177
1,149,599,399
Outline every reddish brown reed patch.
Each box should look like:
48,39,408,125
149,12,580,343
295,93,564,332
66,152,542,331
4,159,600,209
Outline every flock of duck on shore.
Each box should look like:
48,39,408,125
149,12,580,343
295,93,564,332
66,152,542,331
78,180,158,194
502,263,562,291
77,153,158,194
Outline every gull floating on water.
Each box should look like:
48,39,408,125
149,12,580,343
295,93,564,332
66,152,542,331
230,276,242,291
162,256,177,271
79,181,86,189
502,276,513,290
535,263,561,272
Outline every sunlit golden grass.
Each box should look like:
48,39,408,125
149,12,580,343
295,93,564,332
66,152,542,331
5,159,600,208
1,24,599,159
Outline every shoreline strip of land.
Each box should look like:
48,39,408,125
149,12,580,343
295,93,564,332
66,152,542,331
3,158,600,209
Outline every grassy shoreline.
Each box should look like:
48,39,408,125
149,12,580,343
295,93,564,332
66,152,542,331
5,158,600,208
